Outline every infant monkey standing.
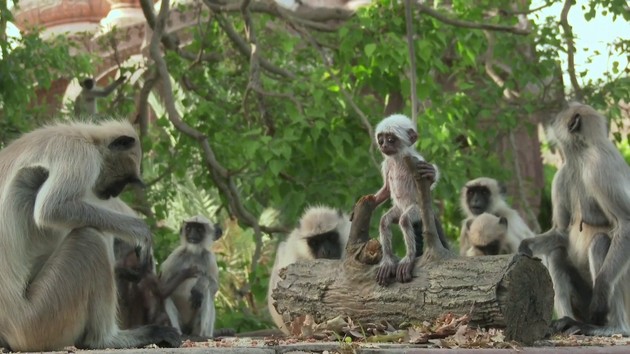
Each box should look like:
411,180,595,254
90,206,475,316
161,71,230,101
372,114,440,286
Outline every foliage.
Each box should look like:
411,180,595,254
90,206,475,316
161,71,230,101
2,0,627,332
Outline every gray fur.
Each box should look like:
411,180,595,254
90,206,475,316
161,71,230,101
74,76,126,117
519,103,630,336
0,120,179,351
161,215,220,338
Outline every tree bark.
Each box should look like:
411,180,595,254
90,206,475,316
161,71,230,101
271,157,554,346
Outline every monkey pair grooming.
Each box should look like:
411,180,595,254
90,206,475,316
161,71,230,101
0,120,180,351
372,114,449,286
520,103,630,336
268,205,351,334
161,215,223,338
459,177,535,256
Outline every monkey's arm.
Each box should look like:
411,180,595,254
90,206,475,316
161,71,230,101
459,220,471,256
160,266,199,298
88,76,126,97
373,184,390,206
32,155,150,245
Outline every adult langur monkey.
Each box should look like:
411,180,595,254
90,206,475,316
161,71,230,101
74,75,126,117
519,103,630,336
267,205,351,334
161,215,222,338
459,177,535,256
0,120,180,351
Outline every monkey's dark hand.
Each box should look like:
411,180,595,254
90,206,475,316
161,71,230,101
183,266,201,280
588,283,610,326
396,256,415,283
376,258,397,286
190,288,204,309
116,75,127,83
551,317,600,336
146,325,182,348
416,161,436,184
517,239,533,257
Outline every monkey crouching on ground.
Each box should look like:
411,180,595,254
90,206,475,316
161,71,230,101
519,103,630,336
161,215,223,339
459,177,534,256
372,114,449,286
0,120,180,351
268,205,351,334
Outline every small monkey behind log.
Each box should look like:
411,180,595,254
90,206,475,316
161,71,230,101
461,213,510,256
372,114,448,286
0,120,180,351
459,177,534,256
519,103,630,336
268,205,351,334
161,215,222,338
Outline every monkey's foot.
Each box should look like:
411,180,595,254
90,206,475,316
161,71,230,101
396,256,415,283
376,261,397,286
189,288,203,309
551,317,602,336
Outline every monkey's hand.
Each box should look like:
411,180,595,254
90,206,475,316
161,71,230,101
416,161,436,184
376,257,398,286
183,266,201,280
517,239,533,257
189,287,204,309
588,282,610,326
396,255,415,283
116,75,127,83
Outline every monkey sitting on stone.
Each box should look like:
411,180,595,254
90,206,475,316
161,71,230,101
459,177,534,256
161,215,223,339
372,114,448,286
267,205,351,334
0,119,180,351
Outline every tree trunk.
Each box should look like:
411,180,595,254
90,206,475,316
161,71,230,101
271,156,554,345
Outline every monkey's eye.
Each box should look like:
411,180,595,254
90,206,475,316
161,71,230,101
387,137,395,144
377,138,384,145
568,113,581,133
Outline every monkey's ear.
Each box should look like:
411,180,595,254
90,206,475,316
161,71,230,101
407,129,418,145
568,113,581,133
109,135,136,151
214,224,223,240
498,217,508,227
465,219,473,230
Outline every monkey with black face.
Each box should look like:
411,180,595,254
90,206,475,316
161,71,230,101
0,120,180,351
268,205,351,334
519,103,630,336
372,114,448,285
161,215,222,338
74,76,126,117
459,177,534,256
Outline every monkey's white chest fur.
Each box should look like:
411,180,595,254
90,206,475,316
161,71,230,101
385,153,424,209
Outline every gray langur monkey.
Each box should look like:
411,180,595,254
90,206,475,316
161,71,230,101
74,76,126,117
459,177,534,256
0,120,180,351
460,213,509,257
372,114,446,286
267,205,351,334
161,215,222,338
519,103,630,336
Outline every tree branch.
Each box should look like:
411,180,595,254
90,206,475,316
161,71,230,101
559,0,583,100
417,2,531,35
404,0,419,124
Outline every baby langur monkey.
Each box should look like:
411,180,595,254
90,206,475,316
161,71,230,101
372,114,446,286
268,205,351,334
161,215,222,338
459,177,534,256
461,213,510,256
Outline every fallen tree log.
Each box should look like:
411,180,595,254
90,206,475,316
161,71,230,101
271,156,554,345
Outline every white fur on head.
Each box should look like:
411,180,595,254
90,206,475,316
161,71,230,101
374,114,417,147
181,214,215,249
286,205,351,260
468,213,507,246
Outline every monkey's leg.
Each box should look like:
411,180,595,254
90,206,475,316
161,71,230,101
7,228,180,351
396,205,420,283
376,207,402,286
197,293,216,337
164,298,183,334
